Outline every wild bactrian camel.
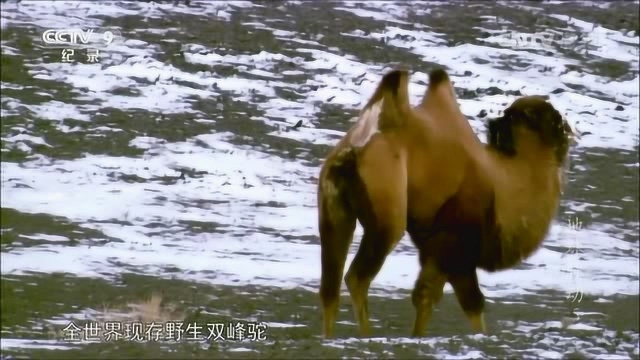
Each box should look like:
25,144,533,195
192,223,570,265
317,68,576,338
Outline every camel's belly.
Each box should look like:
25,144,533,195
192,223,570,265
405,154,466,224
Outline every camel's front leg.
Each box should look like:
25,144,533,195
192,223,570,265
411,259,447,337
448,270,487,334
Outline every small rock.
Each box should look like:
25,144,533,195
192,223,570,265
615,105,624,111
290,120,303,130
485,86,504,95
463,70,472,76
478,109,488,118
551,88,565,94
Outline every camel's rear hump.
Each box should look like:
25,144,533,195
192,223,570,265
318,68,415,338
349,69,412,149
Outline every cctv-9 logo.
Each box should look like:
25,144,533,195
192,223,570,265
41,28,122,49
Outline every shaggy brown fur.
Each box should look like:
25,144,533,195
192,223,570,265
317,68,575,338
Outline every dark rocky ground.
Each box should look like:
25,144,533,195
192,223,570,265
1,273,639,359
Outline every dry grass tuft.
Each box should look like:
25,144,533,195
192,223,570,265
46,293,185,341
121,292,184,324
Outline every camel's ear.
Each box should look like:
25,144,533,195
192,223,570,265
487,115,516,156
420,68,458,110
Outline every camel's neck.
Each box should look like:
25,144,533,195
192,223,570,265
479,150,563,271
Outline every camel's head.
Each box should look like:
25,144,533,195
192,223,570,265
487,96,576,166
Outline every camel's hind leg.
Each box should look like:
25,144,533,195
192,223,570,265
344,139,407,337
345,225,405,337
319,183,357,339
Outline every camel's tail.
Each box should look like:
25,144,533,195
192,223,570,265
319,147,357,221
